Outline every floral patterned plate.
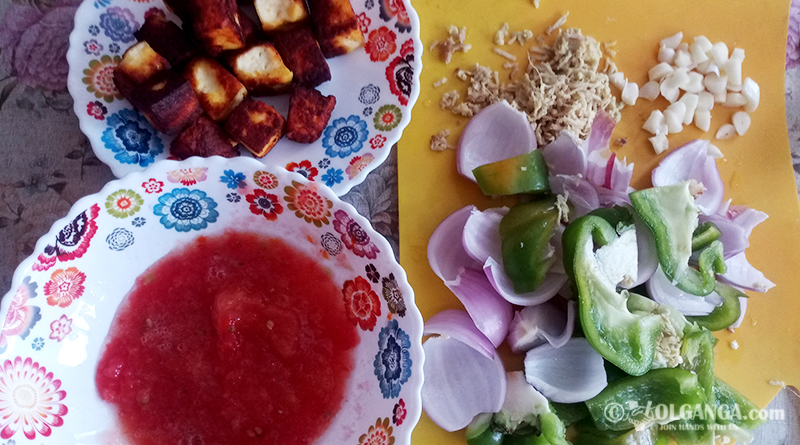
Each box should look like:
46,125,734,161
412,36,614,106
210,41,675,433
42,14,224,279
65,0,422,196
0,157,423,444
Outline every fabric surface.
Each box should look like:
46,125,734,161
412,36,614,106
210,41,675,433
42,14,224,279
0,0,796,440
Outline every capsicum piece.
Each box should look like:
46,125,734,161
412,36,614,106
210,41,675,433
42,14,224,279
562,214,664,376
466,413,506,445
585,368,707,431
668,326,717,445
473,150,550,196
686,282,744,331
691,222,722,252
500,197,560,293
630,182,726,296
712,377,767,433
572,418,660,445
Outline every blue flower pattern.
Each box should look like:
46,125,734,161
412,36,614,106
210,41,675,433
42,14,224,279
99,7,139,43
93,0,112,9
154,188,219,232
32,337,44,351
226,193,241,203
109,43,121,54
107,228,135,251
101,109,163,167
322,115,369,159
374,319,412,399
318,158,331,169
220,170,246,189
321,168,344,187
88,25,100,36
132,216,146,227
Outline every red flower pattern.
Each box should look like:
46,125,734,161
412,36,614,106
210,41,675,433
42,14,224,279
370,134,387,149
286,160,319,181
246,189,284,221
43,267,86,308
385,39,414,106
392,399,407,425
86,101,107,120
142,178,164,194
357,12,371,33
342,276,381,331
366,27,397,62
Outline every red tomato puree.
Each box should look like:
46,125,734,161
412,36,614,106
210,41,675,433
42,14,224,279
95,232,360,444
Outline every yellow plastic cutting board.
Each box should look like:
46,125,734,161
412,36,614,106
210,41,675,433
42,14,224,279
398,0,798,442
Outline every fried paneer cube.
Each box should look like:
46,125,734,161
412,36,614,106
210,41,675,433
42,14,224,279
134,14,199,68
187,0,244,55
224,98,285,157
273,26,331,87
114,41,170,100
286,86,335,143
306,0,364,57
170,115,239,159
130,70,203,134
226,43,293,95
254,0,308,32
185,57,247,121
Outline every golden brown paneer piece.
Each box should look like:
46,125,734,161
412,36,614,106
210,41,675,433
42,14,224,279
254,0,308,32
306,0,364,57
170,115,239,159
134,14,199,68
114,41,171,100
185,57,247,122
286,86,336,143
224,98,285,157
226,43,293,95
187,0,244,55
130,70,203,135
273,26,331,87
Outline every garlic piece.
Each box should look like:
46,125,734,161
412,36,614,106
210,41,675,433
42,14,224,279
640,81,660,101
621,82,639,106
697,91,715,111
681,72,705,93
649,134,670,154
643,110,666,135
678,92,699,125
727,83,743,92
694,36,713,53
695,60,711,74
689,42,709,64
743,77,760,112
658,46,676,64
660,32,683,50
664,105,685,134
716,124,736,140
703,72,727,94
649,62,674,82
714,90,727,104
664,68,690,90
695,110,712,131
660,82,680,103
733,111,751,135
723,92,747,108
725,57,743,87
673,49,693,68
711,42,729,66
707,144,724,159
610,72,626,91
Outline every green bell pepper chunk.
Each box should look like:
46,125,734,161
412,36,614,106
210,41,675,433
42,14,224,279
629,182,726,296
691,222,722,252
473,150,550,196
668,327,717,445
585,368,707,431
712,377,767,432
573,419,660,445
503,435,550,445
549,402,590,427
686,282,744,331
500,197,560,293
562,214,665,375
467,413,506,445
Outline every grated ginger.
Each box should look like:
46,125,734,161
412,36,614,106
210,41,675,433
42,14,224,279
430,129,455,151
430,25,472,64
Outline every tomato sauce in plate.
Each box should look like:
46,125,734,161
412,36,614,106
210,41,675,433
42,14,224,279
95,232,360,445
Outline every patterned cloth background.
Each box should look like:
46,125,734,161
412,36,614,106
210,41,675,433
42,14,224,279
0,0,797,440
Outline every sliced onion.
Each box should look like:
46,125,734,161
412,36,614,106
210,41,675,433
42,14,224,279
424,309,496,359
718,252,776,293
422,336,507,432
446,268,513,348
626,209,659,288
596,185,632,207
463,207,508,264
651,140,724,215
585,111,617,154
730,297,748,329
507,299,576,353
549,175,600,218
549,225,566,275
646,266,722,316
541,131,586,177
699,213,749,259
483,258,567,306
457,100,537,182
524,337,607,403
429,205,481,282
731,208,768,237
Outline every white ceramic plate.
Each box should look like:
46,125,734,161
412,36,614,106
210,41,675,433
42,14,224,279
0,157,423,444
66,0,422,196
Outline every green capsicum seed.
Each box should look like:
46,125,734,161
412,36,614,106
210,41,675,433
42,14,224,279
686,282,744,331
500,197,560,293
691,222,722,252
473,150,550,196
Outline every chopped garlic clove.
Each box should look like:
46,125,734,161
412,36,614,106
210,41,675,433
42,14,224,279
610,72,627,90
660,32,683,50
658,46,676,64
649,62,674,82
678,92,699,125
695,60,712,74
664,108,684,134
714,90,727,104
660,82,680,103
640,81,660,101
725,58,743,87
743,77,760,113
621,82,639,106
674,50,693,68
705,63,721,77
730,48,745,60
733,111,751,135
643,110,666,135
711,42,729,66
723,92,747,108
703,72,727,94
689,42,709,64
707,144,724,159
694,36,713,53
681,72,705,93
716,124,736,140
695,109,712,131
697,91,715,111
649,134,670,154
727,83,743,92
664,68,690,90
